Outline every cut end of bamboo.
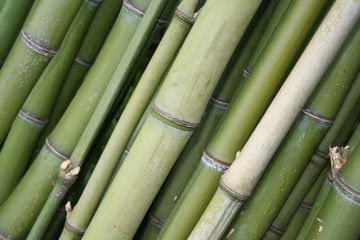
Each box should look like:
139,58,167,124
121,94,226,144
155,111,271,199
61,160,71,170
70,166,81,175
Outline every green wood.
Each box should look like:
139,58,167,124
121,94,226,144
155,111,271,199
188,1,360,238
36,0,123,150
0,0,151,238
158,0,330,238
82,0,262,238
0,0,99,205
225,19,360,240
0,0,35,64
0,0,83,145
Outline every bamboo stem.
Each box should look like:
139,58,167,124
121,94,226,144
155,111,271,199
188,1,360,239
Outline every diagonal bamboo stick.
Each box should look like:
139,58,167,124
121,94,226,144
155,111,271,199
188,1,360,239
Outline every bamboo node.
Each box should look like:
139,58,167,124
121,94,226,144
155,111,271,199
175,8,195,25
85,0,103,7
21,29,58,57
148,214,165,229
202,150,229,172
243,66,251,78
65,201,72,218
65,220,86,235
74,56,93,68
315,149,329,159
300,201,313,209
18,109,49,125
269,225,284,235
226,228,234,239
300,108,334,125
329,146,348,179
46,137,70,160
219,178,248,201
209,96,229,110
0,230,11,240
333,171,360,201
61,160,71,170
151,104,200,131
123,0,145,18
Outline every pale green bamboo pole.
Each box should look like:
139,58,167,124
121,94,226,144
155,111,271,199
304,135,360,239
0,0,35,65
279,168,328,239
0,0,101,205
264,65,360,240
81,1,262,239
157,0,330,238
296,99,360,240
188,1,360,239
0,0,83,145
136,3,277,238
60,1,197,239
0,0,6,11
0,0,152,239
35,0,123,151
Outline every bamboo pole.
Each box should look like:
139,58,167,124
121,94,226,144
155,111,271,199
61,1,199,238
0,0,152,238
264,66,360,240
0,0,101,205
304,134,360,239
0,0,35,65
0,0,83,145
136,3,278,238
188,1,360,239
157,0,330,238
279,168,328,239
297,108,360,239
35,0,123,151
81,1,262,239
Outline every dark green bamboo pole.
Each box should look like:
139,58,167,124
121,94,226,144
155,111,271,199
0,0,83,145
0,0,101,205
0,0,6,11
157,0,331,239
188,1,360,239
59,1,198,239
81,1,262,239
35,0,123,151
223,19,360,240
263,48,360,239
0,0,35,65
297,100,360,240
0,0,152,239
279,168,328,239
304,135,360,239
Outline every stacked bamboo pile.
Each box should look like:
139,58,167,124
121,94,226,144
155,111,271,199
0,0,359,239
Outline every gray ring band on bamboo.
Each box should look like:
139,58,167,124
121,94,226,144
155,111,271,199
0,230,11,240
269,225,284,235
209,96,229,110
202,150,229,172
175,8,195,25
300,201,313,209
327,170,333,181
85,0,103,6
65,220,86,235
151,104,200,131
243,66,251,78
74,56,93,68
315,149,330,159
219,179,249,201
333,172,360,200
148,214,165,229
58,172,77,184
45,137,70,160
300,108,335,124
18,109,49,125
122,0,167,24
21,29,58,57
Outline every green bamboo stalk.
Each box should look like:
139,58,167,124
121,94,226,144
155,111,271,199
188,1,360,239
304,135,360,239
0,0,35,65
0,0,100,205
59,1,198,239
157,0,331,239
0,0,83,145
136,3,278,238
297,101,360,239
0,0,6,11
35,0,123,151
81,1,262,239
255,33,360,239
0,0,152,238
279,168,328,239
